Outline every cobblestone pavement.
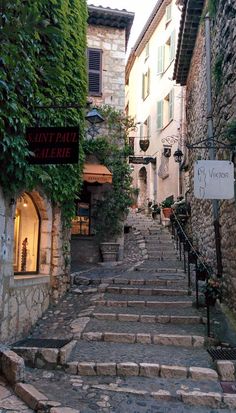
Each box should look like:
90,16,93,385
4,216,236,412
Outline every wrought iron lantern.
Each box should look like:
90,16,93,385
173,148,183,163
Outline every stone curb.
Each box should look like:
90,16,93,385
92,312,203,324
0,348,25,384
65,361,218,381
80,332,206,347
93,299,193,308
97,286,189,296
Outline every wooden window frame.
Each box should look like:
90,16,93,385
87,48,102,96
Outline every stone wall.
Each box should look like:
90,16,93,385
0,187,70,343
185,0,236,311
87,25,126,109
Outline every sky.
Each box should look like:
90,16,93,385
87,0,158,55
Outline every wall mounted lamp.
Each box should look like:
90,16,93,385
173,148,184,163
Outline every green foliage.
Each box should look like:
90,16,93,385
213,54,224,89
224,120,236,145
0,0,88,226
83,106,135,241
161,197,173,208
208,0,220,18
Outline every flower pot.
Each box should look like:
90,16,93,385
100,242,120,262
162,208,172,219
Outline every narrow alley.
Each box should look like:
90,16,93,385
2,212,235,413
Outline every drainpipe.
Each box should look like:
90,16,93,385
205,14,223,278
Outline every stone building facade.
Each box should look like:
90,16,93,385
71,6,134,265
174,0,236,311
125,0,184,211
0,188,70,343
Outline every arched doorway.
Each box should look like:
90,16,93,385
14,193,40,273
138,167,147,208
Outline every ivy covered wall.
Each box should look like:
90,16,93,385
0,0,88,224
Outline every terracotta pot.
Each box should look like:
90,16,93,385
162,207,172,218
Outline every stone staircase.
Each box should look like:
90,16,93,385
11,213,236,412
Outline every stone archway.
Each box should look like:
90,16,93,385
138,167,147,208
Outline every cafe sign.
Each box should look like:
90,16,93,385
26,126,79,164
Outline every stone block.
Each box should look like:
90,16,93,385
121,287,137,295
189,367,218,381
107,300,127,307
216,360,235,381
117,362,139,376
130,279,144,285
96,363,116,376
171,316,200,324
139,363,160,377
41,348,58,364
114,278,129,284
94,312,117,321
118,313,139,322
151,390,175,401
60,340,77,365
139,288,152,296
127,300,145,307
223,394,236,409
140,315,156,323
77,362,96,376
14,383,48,410
153,334,192,347
104,332,135,343
192,335,205,347
136,334,152,344
51,408,80,413
0,349,25,384
157,315,170,323
65,362,78,375
160,365,187,378
82,332,103,342
180,391,222,408
106,287,120,294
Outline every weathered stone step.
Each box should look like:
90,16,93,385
81,330,206,348
74,276,187,286
94,305,203,317
102,293,192,302
83,318,205,339
98,286,189,296
93,299,193,309
135,267,185,273
92,312,204,324
68,341,212,368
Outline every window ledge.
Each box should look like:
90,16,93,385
12,274,50,288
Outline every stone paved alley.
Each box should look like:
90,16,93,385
1,213,236,413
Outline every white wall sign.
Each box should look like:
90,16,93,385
194,160,234,199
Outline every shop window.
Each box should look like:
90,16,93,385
14,193,40,274
71,202,91,235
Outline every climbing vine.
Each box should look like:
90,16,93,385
83,105,136,241
0,0,88,225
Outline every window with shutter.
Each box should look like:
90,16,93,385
157,46,165,75
142,69,150,100
165,4,172,24
157,101,163,130
87,48,102,96
170,30,176,63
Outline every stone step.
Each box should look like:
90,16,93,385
147,253,178,260
73,276,188,287
83,319,205,339
92,312,204,325
94,305,202,317
93,299,193,309
68,341,212,368
136,266,185,273
98,286,190,296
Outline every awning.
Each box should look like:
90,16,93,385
83,163,112,184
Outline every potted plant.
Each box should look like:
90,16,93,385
196,262,213,281
201,277,222,306
161,197,173,218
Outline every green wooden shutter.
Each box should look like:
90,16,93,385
157,101,163,129
142,73,145,99
147,68,150,95
157,46,165,75
170,30,176,62
168,89,174,121
166,4,172,22
87,48,102,96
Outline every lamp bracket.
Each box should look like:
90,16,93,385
186,136,236,150
161,136,178,146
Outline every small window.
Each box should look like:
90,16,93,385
71,202,91,235
165,4,172,25
87,48,102,96
157,89,174,130
142,68,150,100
